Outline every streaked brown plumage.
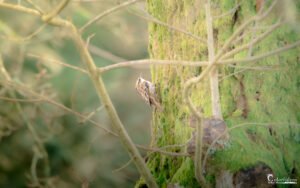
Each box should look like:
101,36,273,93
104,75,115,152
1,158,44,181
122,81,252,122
135,76,162,110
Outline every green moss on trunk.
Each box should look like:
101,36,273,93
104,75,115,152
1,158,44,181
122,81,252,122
137,0,300,187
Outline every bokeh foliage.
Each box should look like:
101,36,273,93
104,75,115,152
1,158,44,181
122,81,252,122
0,0,152,187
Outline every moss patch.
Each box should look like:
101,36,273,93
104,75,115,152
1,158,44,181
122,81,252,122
144,0,300,187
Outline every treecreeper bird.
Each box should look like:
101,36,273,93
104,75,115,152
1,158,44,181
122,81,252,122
135,76,162,111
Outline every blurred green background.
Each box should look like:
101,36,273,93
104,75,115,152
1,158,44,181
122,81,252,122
0,0,152,187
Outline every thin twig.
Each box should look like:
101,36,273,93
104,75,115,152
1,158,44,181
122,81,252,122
221,40,300,64
31,148,42,187
42,0,71,22
128,8,206,44
88,44,127,62
0,2,71,27
25,0,44,13
22,24,47,41
80,105,104,123
136,144,190,157
0,55,51,184
0,2,40,16
113,143,188,173
3,80,116,136
221,20,283,60
0,96,43,102
85,33,96,49
112,158,134,173
27,53,88,74
219,65,277,82
99,59,209,73
216,0,278,61
213,3,240,19
80,0,142,32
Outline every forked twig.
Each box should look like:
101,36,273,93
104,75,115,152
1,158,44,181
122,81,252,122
42,0,71,22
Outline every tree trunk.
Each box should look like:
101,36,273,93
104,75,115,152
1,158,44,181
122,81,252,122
137,0,300,187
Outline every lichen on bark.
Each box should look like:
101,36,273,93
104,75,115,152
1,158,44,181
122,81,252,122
136,0,300,187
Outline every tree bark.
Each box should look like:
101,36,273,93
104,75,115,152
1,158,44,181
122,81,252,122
137,0,300,187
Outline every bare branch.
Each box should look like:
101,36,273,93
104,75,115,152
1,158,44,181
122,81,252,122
219,65,278,82
215,0,278,61
70,24,158,187
136,144,190,157
213,3,240,19
25,0,44,13
3,80,116,136
80,105,104,123
221,20,283,60
114,143,188,173
42,0,71,22
205,1,222,120
23,24,47,41
183,0,279,110
80,0,142,32
88,44,128,62
0,4,164,183
128,8,206,44
30,148,42,187
0,2,40,16
0,2,71,27
27,53,88,74
0,96,43,102
0,55,51,185
113,158,134,173
221,40,300,64
99,59,209,73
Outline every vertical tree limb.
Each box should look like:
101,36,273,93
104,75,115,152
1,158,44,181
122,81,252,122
205,0,222,120
69,25,158,188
